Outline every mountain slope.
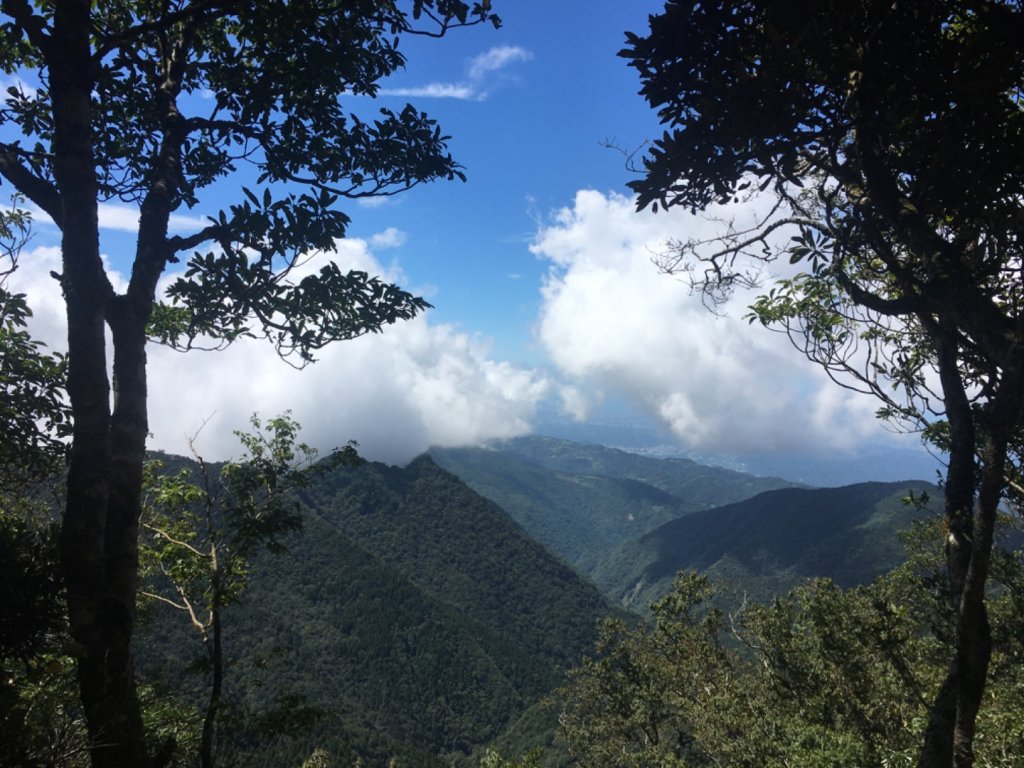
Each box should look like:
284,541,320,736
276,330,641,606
430,436,795,572
593,480,941,609
137,454,615,766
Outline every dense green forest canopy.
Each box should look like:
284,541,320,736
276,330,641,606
560,529,1024,768
135,449,615,766
430,436,794,573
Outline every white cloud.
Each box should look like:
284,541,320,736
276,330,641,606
380,45,532,101
99,204,209,234
356,195,394,209
4,245,67,351
379,83,476,100
369,227,407,249
558,384,593,422
9,238,548,466
18,202,208,234
530,190,886,455
6,188,910,471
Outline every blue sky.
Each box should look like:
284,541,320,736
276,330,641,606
8,1,940,484
343,0,668,361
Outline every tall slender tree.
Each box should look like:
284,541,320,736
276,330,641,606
620,2,1024,766
141,413,358,768
0,2,498,766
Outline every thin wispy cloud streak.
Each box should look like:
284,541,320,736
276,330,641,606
467,46,533,80
380,45,532,101
381,83,476,99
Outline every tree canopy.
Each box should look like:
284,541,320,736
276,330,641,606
0,2,499,766
560,530,1024,768
0,209,69,490
621,2,1024,766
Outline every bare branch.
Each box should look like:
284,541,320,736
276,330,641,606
600,138,651,176
654,201,821,305
166,223,224,254
142,522,207,559
139,589,189,613
155,560,210,637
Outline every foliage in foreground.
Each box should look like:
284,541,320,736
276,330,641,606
0,208,69,494
559,524,1024,768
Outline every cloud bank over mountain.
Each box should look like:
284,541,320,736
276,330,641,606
530,190,885,455
10,239,547,466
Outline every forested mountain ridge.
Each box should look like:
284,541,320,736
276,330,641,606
594,479,942,609
430,436,941,616
137,453,616,767
430,436,795,574
299,455,613,671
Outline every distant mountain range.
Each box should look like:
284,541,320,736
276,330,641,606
431,437,941,609
592,480,941,610
430,436,796,574
531,413,942,486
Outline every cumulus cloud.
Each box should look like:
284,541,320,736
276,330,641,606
9,239,548,466
530,190,886,456
4,246,71,350
380,45,532,101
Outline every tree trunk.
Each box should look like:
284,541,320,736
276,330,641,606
918,329,1024,768
917,321,976,768
48,0,181,759
201,542,224,768
951,344,1024,766
50,2,153,765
